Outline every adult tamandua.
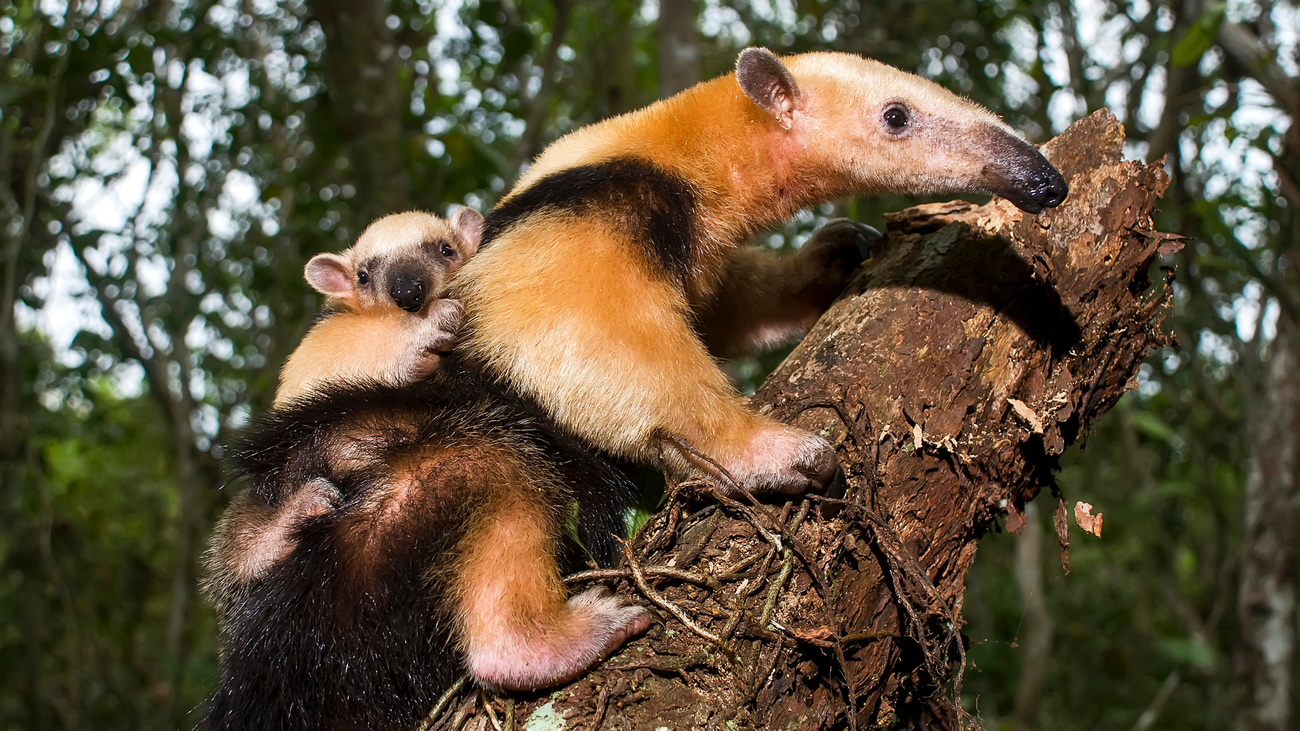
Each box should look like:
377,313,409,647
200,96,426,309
275,207,483,407
203,364,648,730
455,49,1067,493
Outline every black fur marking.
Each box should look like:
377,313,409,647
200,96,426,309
206,358,636,730
483,157,699,285
312,306,344,325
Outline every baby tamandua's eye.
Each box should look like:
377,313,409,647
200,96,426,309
440,243,455,259
357,268,370,286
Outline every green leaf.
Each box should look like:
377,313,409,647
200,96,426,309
1159,636,1219,670
1132,411,1178,444
625,505,654,538
1171,2,1227,68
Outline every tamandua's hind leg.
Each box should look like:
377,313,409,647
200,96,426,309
455,489,651,691
203,477,341,610
695,219,879,358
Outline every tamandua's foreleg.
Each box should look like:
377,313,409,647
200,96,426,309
455,488,651,691
276,298,466,406
696,219,879,358
459,219,838,494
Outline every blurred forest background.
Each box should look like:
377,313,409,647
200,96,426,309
1,0,1296,729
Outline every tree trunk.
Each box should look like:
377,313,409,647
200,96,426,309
1012,501,1050,731
657,0,700,98
1235,318,1300,731
426,110,1176,729
1222,21,1300,730
311,0,413,222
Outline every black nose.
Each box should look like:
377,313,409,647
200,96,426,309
1037,170,1069,209
983,128,1070,214
1009,160,1069,214
389,277,426,313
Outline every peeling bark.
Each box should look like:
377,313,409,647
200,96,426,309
428,110,1177,730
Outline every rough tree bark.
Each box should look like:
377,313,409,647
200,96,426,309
424,110,1177,730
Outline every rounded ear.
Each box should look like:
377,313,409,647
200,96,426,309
304,254,356,299
736,47,800,128
451,206,484,256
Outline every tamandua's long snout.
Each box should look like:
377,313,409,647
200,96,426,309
978,129,1068,214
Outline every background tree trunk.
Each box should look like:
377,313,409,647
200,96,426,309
1221,20,1300,731
1235,320,1300,731
1012,501,1050,731
423,110,1179,729
657,0,700,98
310,0,413,221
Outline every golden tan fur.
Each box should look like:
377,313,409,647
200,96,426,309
457,49,1063,492
507,53,1011,293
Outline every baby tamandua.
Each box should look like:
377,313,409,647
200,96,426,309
275,207,483,407
456,48,1068,495
208,208,481,597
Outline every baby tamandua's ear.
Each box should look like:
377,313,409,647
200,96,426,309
451,206,484,258
304,253,359,303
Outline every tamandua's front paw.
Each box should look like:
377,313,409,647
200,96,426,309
795,218,881,296
719,420,838,495
422,298,467,354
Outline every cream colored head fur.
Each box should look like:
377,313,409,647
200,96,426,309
305,208,483,314
741,49,1066,213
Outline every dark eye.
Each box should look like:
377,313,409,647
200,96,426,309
883,104,909,133
357,269,370,286
440,243,455,258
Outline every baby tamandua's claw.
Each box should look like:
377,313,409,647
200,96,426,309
408,297,467,380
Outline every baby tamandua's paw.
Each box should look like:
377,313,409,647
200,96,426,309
407,298,466,380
